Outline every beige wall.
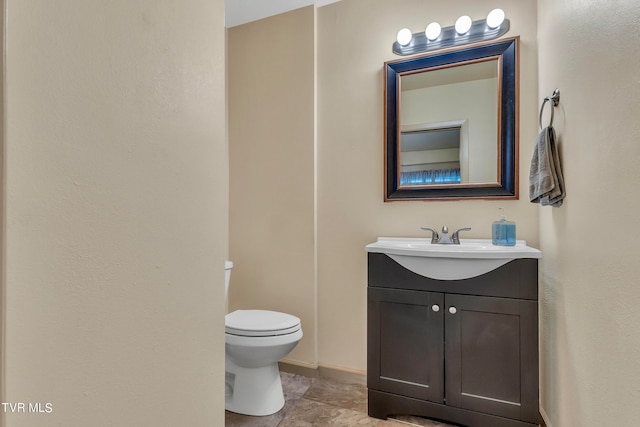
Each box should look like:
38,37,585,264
317,0,538,372
228,6,317,367
3,1,227,426
537,1,640,426
228,0,539,375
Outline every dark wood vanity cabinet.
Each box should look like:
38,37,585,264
367,253,539,427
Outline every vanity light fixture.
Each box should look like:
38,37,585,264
396,28,413,46
455,15,472,34
425,22,442,41
393,8,509,56
486,8,506,28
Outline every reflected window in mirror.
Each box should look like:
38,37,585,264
385,37,519,201
400,125,463,186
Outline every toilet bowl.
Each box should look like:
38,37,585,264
224,262,303,416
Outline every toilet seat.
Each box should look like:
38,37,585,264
225,309,301,337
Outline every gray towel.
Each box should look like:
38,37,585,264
529,126,565,207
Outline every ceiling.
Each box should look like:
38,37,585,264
225,0,341,27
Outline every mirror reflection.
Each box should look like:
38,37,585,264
400,125,462,185
384,37,519,200
399,59,499,187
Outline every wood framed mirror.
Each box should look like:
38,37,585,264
384,37,519,201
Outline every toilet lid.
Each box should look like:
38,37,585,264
225,309,301,337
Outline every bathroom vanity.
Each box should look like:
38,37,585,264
366,238,542,427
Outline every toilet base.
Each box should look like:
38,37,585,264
225,356,285,416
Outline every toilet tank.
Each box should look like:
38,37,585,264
225,261,233,300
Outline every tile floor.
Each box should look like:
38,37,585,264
225,372,456,427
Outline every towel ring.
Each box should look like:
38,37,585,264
539,88,560,130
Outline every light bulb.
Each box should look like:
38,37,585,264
455,15,472,34
425,22,442,41
396,28,413,46
486,8,505,29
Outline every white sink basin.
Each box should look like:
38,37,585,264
366,238,541,280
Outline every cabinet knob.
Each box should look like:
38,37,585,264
449,306,457,314
431,304,440,312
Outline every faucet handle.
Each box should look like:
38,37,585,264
452,227,472,243
420,227,439,243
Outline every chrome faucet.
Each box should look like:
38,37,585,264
421,226,471,244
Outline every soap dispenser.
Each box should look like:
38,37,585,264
492,208,516,246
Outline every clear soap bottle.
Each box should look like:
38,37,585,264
492,208,516,246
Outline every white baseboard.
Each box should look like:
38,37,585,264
278,359,319,378
279,360,366,385
540,406,552,427
318,364,366,385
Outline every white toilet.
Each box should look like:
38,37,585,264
224,261,303,416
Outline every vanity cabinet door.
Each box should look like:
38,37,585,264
444,294,539,424
368,288,444,403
